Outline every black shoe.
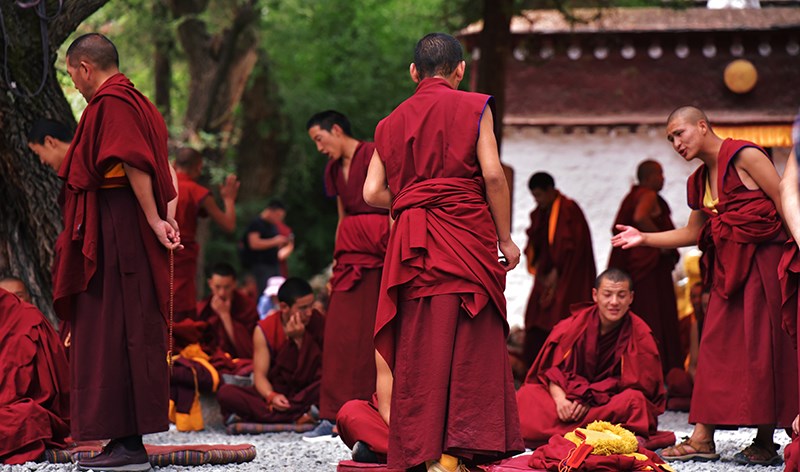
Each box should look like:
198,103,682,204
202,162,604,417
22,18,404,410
352,441,381,464
77,439,152,472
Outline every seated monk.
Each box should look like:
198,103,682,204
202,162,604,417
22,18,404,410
194,262,259,371
168,263,258,431
516,268,667,449
0,287,70,464
217,277,324,424
337,351,393,464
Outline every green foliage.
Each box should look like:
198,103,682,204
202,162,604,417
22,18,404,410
256,0,452,279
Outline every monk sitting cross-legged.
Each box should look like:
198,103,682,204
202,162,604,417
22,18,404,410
0,286,70,465
217,277,324,424
516,268,668,450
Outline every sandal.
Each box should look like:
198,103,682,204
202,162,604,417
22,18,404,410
659,437,720,462
733,441,783,466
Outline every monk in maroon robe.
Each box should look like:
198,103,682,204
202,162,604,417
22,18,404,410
516,269,667,449
524,172,596,367
363,33,523,471
613,106,797,465
54,34,180,472
778,129,800,472
0,289,70,464
173,147,238,321
609,160,682,373
306,110,389,437
195,263,259,362
217,278,323,423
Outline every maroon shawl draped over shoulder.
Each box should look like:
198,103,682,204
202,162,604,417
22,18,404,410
688,139,784,297
525,195,596,332
53,73,175,321
0,291,70,464
374,177,507,368
325,142,389,292
609,186,679,280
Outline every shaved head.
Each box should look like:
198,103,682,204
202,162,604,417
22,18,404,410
667,106,711,129
66,33,119,71
174,147,203,170
636,160,662,183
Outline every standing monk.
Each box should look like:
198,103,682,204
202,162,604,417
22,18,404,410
363,32,523,472
305,110,389,439
54,33,180,472
523,172,596,367
173,147,239,321
612,106,797,465
608,160,682,373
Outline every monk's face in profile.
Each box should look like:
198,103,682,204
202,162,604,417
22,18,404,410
207,274,236,302
592,277,633,332
308,125,345,161
667,117,708,162
66,56,94,101
0,279,31,303
530,186,558,209
28,137,66,171
286,293,315,326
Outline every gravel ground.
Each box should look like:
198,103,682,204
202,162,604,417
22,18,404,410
3,407,792,471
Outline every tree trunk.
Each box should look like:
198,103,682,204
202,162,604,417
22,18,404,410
235,50,289,200
477,0,513,152
153,0,174,126
0,0,109,325
169,0,260,149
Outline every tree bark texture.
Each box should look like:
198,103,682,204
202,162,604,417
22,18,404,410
0,0,109,325
235,51,289,200
477,0,513,153
170,0,260,145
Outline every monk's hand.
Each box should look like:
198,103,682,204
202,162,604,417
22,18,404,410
571,402,589,422
211,294,232,317
220,174,240,201
284,312,305,342
793,415,799,436
611,224,643,249
554,397,576,423
151,219,182,250
271,393,291,411
498,238,520,271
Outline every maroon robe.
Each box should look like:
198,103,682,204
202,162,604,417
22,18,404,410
517,303,667,449
0,291,70,464
196,290,259,361
608,185,682,373
374,77,523,469
173,171,210,320
53,73,175,440
523,194,596,365
688,138,797,427
217,310,324,423
337,396,389,459
320,141,389,421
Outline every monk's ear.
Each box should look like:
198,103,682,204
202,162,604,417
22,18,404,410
43,136,57,149
697,120,709,136
409,63,420,83
278,301,290,312
455,61,466,81
591,288,598,304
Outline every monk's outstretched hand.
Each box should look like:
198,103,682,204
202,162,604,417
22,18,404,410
498,239,520,271
611,224,643,249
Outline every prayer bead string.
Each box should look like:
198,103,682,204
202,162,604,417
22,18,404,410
168,247,174,372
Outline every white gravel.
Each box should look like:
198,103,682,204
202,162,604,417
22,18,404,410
3,405,792,471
